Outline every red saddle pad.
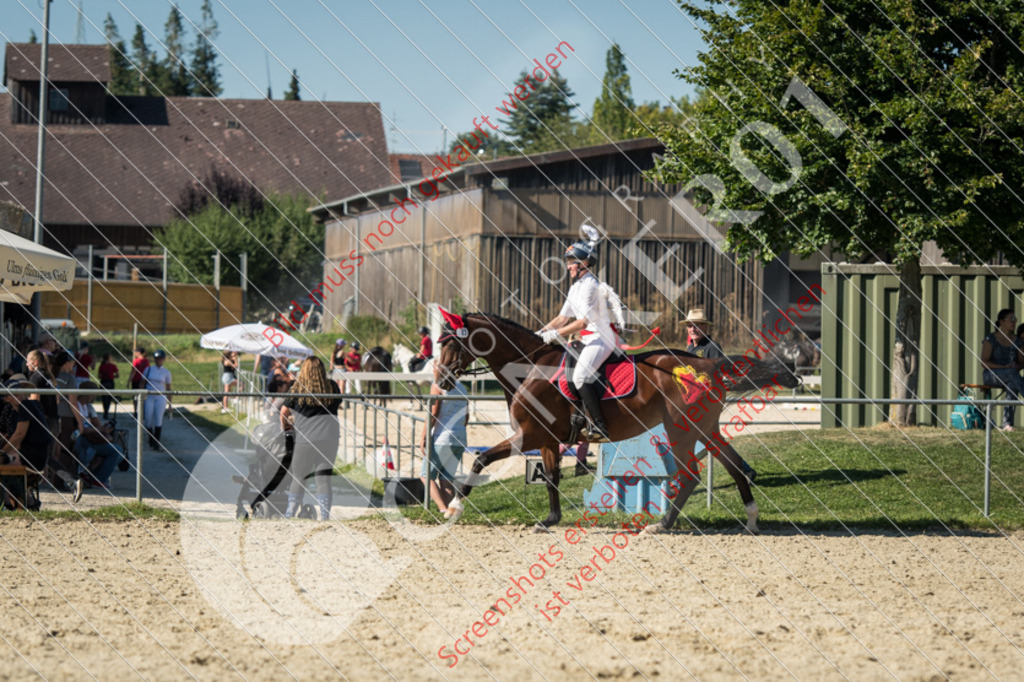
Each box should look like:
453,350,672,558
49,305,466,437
552,353,637,400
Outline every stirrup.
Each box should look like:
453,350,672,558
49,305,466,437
582,424,610,443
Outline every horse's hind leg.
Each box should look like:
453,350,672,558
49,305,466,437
716,442,759,533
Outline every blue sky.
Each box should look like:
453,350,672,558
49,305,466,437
2,0,704,153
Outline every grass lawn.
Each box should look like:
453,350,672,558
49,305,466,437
399,427,1024,531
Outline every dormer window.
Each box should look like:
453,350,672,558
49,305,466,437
48,87,70,112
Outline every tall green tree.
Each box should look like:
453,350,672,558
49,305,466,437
653,0,1024,426
158,5,191,96
28,30,37,44
284,69,301,101
592,43,635,141
501,69,576,153
103,14,134,96
130,23,160,96
190,0,222,97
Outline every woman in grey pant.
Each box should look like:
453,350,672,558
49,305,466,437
981,308,1024,431
279,357,340,520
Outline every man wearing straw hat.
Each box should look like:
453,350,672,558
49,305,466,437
684,308,759,482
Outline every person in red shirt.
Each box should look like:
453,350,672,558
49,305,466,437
129,348,149,416
97,353,119,420
410,326,433,372
344,343,363,394
74,341,94,387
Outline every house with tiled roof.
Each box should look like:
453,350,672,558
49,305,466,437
1,42,393,259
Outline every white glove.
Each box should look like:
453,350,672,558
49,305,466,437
540,329,562,345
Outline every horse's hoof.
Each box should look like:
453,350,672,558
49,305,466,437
745,501,759,534
532,523,553,534
640,524,663,537
446,499,464,523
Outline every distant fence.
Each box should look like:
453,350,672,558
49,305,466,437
41,280,243,333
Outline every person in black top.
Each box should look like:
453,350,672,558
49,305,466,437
0,379,54,508
981,309,1024,431
683,308,759,483
279,356,340,520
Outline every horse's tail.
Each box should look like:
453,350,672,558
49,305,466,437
718,355,801,393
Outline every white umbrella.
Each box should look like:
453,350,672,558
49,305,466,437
0,230,76,304
200,322,314,358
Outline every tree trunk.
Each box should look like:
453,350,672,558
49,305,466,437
890,259,922,426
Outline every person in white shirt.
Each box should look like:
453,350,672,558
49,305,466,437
537,225,616,441
142,350,172,451
419,379,468,514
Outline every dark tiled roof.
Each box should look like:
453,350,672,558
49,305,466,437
4,43,111,84
0,95,392,243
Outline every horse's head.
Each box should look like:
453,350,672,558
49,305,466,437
435,310,476,390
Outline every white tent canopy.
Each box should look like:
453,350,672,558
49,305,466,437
0,230,76,304
200,323,313,358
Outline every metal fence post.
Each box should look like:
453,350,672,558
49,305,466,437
135,391,144,503
984,402,992,516
706,451,713,509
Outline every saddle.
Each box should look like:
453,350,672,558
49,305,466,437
550,342,638,401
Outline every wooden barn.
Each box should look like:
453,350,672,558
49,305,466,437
311,138,822,346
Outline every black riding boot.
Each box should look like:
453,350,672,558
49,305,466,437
153,426,162,451
577,381,610,442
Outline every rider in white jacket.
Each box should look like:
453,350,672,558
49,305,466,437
537,224,617,441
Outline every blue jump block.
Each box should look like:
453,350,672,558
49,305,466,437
583,429,705,515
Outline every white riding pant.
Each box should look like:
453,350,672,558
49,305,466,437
573,337,616,388
144,395,167,429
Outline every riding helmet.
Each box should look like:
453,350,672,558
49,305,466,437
564,241,597,266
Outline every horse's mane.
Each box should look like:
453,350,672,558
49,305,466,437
463,312,538,337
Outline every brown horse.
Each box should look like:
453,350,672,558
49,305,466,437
435,312,800,532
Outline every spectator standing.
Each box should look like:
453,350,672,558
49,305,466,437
344,343,363,395
981,309,1024,431
52,351,80,478
221,351,239,413
419,379,468,515
129,348,149,417
683,308,759,482
142,350,172,450
97,354,119,420
331,339,348,391
25,350,66,489
6,339,31,377
74,341,94,387
37,334,57,358
279,357,340,520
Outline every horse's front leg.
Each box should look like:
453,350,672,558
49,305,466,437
446,439,516,522
644,423,703,534
536,445,562,531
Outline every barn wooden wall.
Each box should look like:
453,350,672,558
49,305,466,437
322,145,766,346
41,281,242,333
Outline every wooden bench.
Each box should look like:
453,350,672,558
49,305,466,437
959,383,1002,400
0,464,41,510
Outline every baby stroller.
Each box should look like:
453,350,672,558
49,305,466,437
233,422,315,520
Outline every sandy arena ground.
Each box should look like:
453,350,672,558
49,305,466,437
4,399,1022,679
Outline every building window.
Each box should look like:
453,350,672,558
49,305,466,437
48,87,69,112
398,159,422,181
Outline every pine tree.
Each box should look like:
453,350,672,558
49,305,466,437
130,23,160,96
592,43,635,141
283,70,300,101
190,0,222,97
103,14,134,96
501,69,576,153
159,5,191,96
